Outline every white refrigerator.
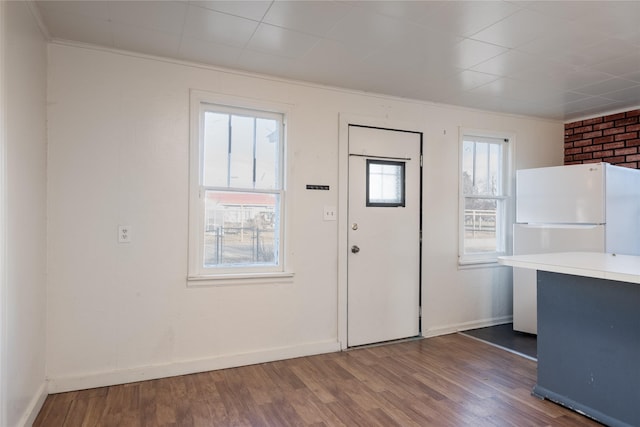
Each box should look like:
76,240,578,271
513,162,640,334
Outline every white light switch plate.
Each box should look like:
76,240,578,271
118,225,131,243
323,206,337,221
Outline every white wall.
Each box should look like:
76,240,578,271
1,1,49,425
46,42,563,392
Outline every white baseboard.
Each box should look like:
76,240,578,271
48,340,341,394
422,315,513,338
19,381,47,427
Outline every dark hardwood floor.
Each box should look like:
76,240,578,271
34,334,601,426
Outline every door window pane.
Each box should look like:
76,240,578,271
367,160,405,207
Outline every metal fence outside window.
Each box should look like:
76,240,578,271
204,226,275,266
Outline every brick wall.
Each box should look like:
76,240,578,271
564,109,640,168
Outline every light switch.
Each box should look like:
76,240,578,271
118,225,131,243
323,206,337,221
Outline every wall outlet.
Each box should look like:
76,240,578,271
323,206,337,221
118,225,131,243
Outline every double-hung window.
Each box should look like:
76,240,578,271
189,92,287,281
459,130,512,265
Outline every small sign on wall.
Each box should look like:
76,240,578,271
306,185,330,190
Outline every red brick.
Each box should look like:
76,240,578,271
583,117,603,125
582,130,602,139
564,155,574,162
565,128,574,136
594,121,615,131
594,135,614,144
565,121,583,129
592,150,613,159
625,109,640,118
615,117,639,127
616,162,638,169
603,127,626,136
566,147,583,155
615,132,639,141
574,125,593,134
604,141,625,150
574,139,594,147
626,139,640,147
565,160,582,165
565,134,584,142
626,124,640,132
575,153,594,160
583,158,602,164
604,156,625,163
615,147,637,156
564,141,574,149
604,112,626,121
583,144,603,153
625,154,640,162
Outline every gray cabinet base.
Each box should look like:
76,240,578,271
536,271,640,427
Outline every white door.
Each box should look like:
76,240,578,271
347,125,421,347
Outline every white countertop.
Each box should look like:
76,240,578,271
498,252,640,285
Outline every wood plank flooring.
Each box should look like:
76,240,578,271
34,334,601,426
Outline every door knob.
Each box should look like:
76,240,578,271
351,245,360,254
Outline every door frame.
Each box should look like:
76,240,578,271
338,114,424,349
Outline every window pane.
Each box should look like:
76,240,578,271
462,140,503,196
203,112,281,190
464,198,500,254
229,115,255,188
254,118,279,190
203,190,279,267
367,160,405,206
203,112,229,187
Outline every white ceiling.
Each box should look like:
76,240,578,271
34,0,640,121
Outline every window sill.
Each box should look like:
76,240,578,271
187,271,295,287
458,259,506,270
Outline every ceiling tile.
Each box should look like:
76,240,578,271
471,50,539,77
112,24,182,58
246,24,320,59
562,96,621,115
515,23,605,58
597,84,640,103
558,37,640,68
178,37,242,68
37,8,114,46
423,1,521,38
325,6,408,58
235,49,300,81
189,0,272,21
183,5,259,47
263,1,352,37
572,77,640,97
592,53,640,78
36,0,112,20
469,9,560,49
452,39,508,69
108,1,188,34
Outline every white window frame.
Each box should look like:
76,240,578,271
188,90,292,285
458,128,514,266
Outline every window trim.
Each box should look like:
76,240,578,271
458,128,514,266
188,90,293,284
